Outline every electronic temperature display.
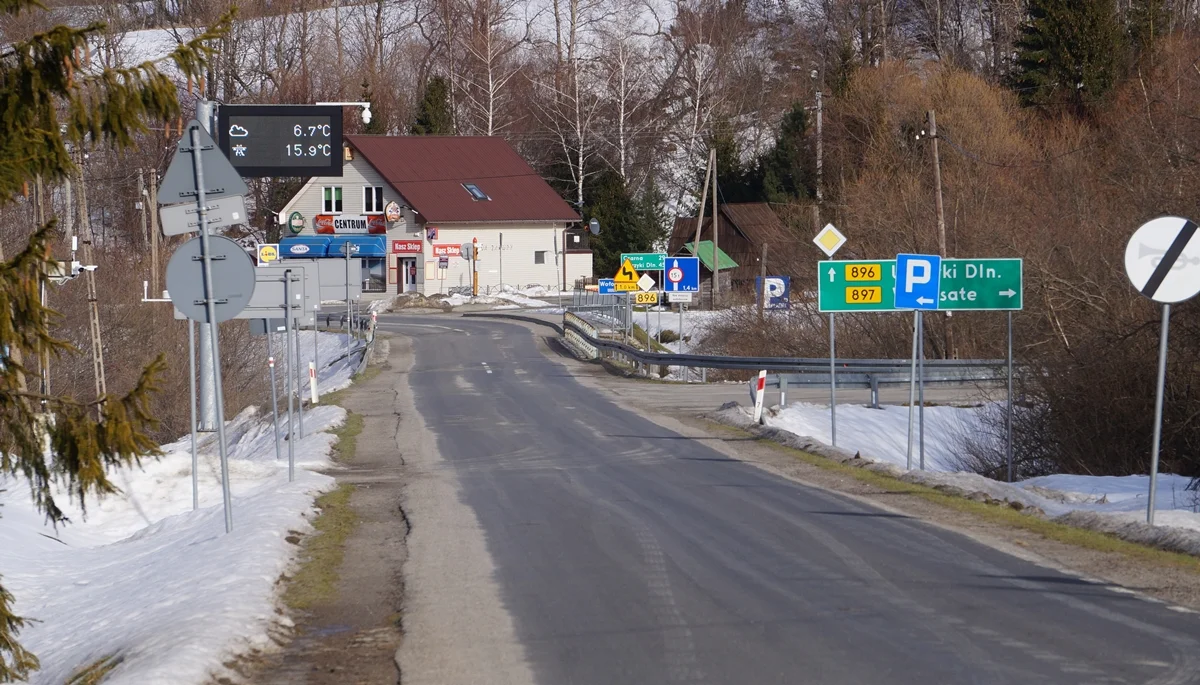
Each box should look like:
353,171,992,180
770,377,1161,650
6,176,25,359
217,105,343,177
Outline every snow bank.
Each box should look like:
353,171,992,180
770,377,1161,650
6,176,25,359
752,400,1200,544
439,290,561,310
0,331,366,683
634,308,730,353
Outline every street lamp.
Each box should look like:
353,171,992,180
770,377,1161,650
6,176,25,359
316,101,372,125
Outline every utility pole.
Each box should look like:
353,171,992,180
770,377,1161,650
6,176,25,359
694,149,712,248
149,169,160,297
76,154,107,403
927,109,952,358
711,146,720,309
757,242,768,320
811,86,824,237
816,90,823,202
35,176,49,404
137,168,149,254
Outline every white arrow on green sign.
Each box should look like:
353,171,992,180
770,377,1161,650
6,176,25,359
818,258,1022,312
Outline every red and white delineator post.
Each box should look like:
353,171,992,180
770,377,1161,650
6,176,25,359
309,362,318,405
752,369,767,424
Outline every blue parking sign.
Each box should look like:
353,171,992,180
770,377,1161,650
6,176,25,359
894,254,941,310
755,276,791,309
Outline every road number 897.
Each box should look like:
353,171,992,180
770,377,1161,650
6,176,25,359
846,287,882,303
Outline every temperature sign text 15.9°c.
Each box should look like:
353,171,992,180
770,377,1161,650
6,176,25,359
217,105,343,178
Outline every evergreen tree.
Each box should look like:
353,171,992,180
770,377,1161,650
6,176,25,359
583,170,667,277
1011,0,1126,115
410,76,454,136
754,102,815,204
1128,0,1168,58
0,3,229,679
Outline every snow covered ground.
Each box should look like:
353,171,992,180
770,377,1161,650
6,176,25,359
0,331,367,684
761,401,1200,535
438,285,566,311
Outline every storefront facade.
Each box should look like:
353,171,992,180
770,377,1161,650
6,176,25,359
276,136,589,299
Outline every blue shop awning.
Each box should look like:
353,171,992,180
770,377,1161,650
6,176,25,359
279,236,330,258
328,235,387,257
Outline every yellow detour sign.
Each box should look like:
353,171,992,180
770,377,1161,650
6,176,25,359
257,243,279,266
614,258,639,292
634,291,658,305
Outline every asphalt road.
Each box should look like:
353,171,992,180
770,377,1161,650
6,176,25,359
382,314,1200,685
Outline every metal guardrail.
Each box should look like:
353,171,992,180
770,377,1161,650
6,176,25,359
561,312,1010,402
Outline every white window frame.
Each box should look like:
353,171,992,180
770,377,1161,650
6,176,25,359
363,185,384,213
534,250,547,265
322,186,343,214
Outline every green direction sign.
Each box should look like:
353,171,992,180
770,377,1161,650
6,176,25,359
818,260,897,312
620,252,666,271
818,258,1022,312
939,258,1022,311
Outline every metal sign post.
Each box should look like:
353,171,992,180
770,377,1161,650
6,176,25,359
813,223,846,446
267,331,282,464
906,311,919,470
284,270,296,481
188,320,199,511
829,313,836,447
1007,311,1014,483
190,123,234,534
294,313,304,440
1123,216,1200,525
344,243,355,352
918,311,926,470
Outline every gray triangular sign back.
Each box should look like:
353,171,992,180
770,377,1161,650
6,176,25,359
158,119,249,205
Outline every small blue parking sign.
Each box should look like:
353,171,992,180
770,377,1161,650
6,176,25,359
895,253,941,310
598,278,616,294
755,276,791,309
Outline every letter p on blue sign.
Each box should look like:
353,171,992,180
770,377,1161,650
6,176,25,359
895,253,941,310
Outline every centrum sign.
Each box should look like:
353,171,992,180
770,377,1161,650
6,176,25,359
818,258,1022,312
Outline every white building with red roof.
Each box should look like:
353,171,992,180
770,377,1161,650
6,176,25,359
277,135,591,298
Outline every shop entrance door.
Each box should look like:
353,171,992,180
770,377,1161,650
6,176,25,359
401,257,418,292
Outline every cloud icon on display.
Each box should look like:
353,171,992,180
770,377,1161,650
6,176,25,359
228,124,249,137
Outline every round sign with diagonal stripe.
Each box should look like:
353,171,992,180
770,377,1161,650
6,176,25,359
1125,216,1200,303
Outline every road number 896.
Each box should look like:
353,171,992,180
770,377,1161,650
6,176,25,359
845,264,880,281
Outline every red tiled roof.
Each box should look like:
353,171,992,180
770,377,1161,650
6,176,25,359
345,135,580,224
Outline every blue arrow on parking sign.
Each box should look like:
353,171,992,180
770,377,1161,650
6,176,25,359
895,253,941,310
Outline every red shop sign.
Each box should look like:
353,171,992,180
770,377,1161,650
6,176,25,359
392,240,423,254
314,214,388,235
432,244,462,257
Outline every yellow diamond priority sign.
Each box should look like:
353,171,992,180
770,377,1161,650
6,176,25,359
813,223,846,258
613,258,639,292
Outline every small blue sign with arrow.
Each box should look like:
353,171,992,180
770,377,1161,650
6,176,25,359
895,253,941,310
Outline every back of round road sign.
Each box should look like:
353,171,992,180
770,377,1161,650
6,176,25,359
167,235,256,322
1124,216,1200,303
